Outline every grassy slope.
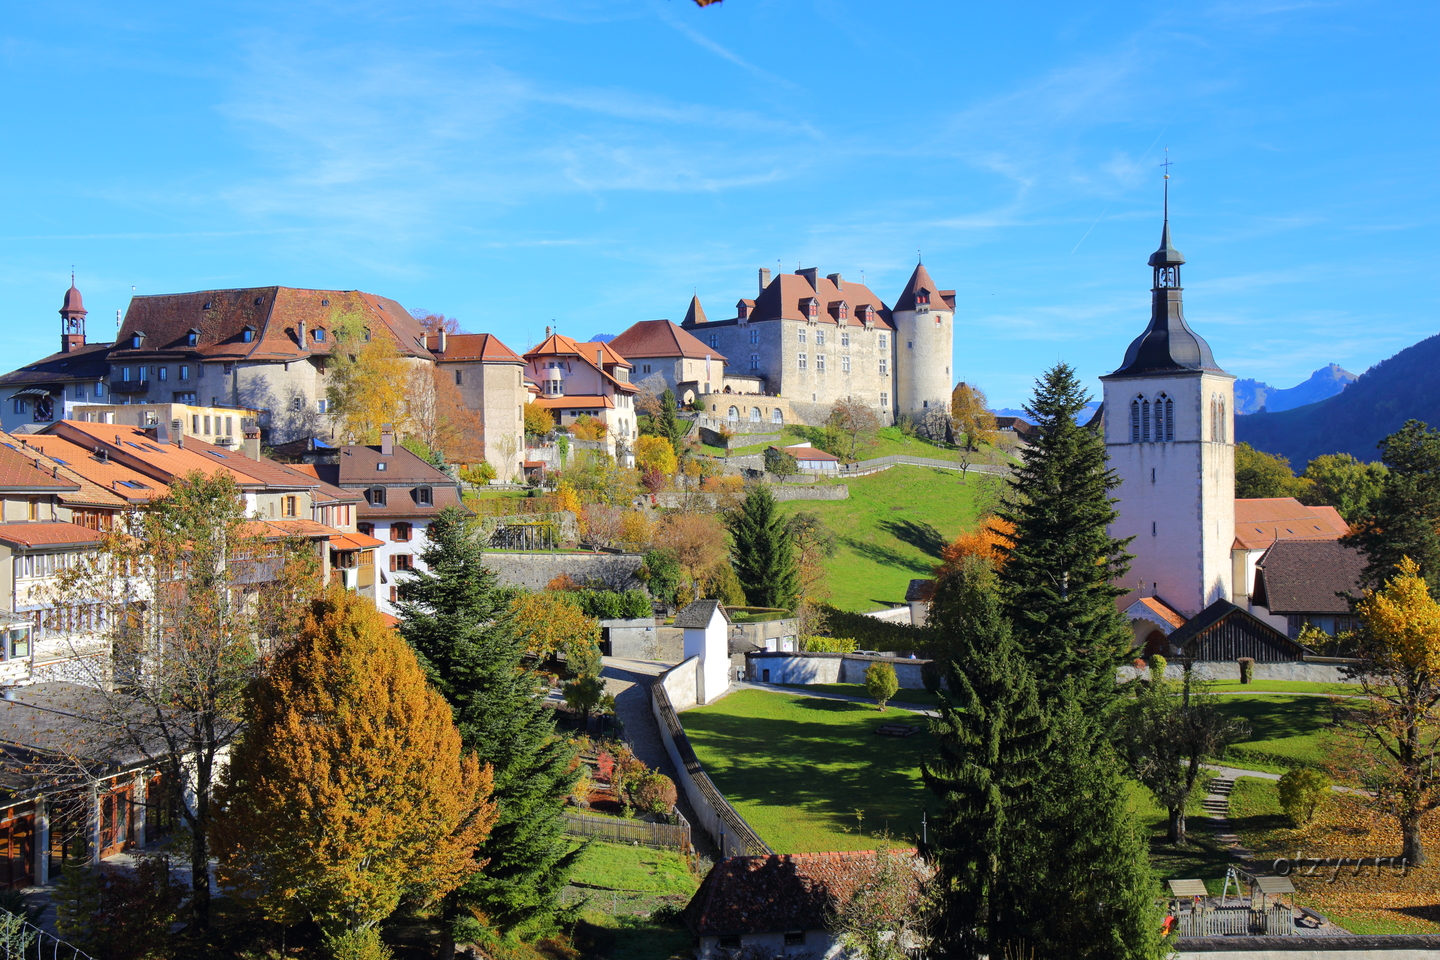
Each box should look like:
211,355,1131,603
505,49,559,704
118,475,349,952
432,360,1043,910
776,466,987,611
1210,694,1347,774
721,425,957,460
682,689,933,853
570,841,698,896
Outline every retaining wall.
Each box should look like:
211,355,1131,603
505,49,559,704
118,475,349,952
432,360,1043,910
1117,659,1357,684
652,658,772,858
487,551,646,591
746,651,931,690
651,485,847,509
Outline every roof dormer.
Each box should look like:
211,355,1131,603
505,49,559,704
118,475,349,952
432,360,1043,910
130,330,147,349
186,327,200,347
241,325,256,343
802,297,820,322
736,299,754,322
829,301,848,322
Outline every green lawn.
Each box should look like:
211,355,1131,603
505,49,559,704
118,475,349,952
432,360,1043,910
572,913,695,960
1202,679,1363,696
570,841,699,896
775,466,988,611
778,682,943,710
682,689,934,852
1210,694,1347,774
1131,776,1237,894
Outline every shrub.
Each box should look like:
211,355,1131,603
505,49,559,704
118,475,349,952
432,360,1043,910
865,661,899,712
462,462,497,486
0,913,35,958
800,635,857,653
819,604,932,653
641,468,666,494
571,589,653,620
595,750,616,784
1238,657,1255,684
570,770,593,809
324,927,394,960
633,772,678,818
638,550,684,606
1278,768,1332,827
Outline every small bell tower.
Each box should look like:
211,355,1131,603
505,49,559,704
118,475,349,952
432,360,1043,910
59,273,87,354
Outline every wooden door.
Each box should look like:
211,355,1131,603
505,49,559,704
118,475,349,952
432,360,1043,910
99,784,134,859
0,810,34,889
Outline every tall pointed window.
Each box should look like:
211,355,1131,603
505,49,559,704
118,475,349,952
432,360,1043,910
1218,397,1227,442
1141,400,1151,442
1164,395,1174,441
1154,393,1173,441
1130,398,1142,443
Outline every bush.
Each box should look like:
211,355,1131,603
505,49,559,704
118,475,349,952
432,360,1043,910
1238,657,1255,684
1278,768,1332,826
819,604,933,653
641,467,666,494
865,661,899,712
570,589,653,620
324,928,394,960
633,772,678,818
800,635,857,653
462,462,497,486
638,550,684,606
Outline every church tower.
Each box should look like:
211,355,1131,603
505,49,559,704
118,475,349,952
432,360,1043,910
892,263,954,423
1100,193,1234,619
59,274,87,354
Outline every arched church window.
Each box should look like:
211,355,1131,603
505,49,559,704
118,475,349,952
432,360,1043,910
1130,398,1142,443
1218,398,1227,442
1141,400,1151,443
1155,393,1173,442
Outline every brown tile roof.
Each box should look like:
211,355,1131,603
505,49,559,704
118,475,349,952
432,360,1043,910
354,485,466,520
14,432,169,502
286,464,362,504
609,319,727,363
783,444,839,462
1253,540,1366,615
691,271,893,330
0,522,104,549
330,531,385,550
0,433,127,509
682,295,708,326
683,851,922,937
334,444,454,485
533,396,614,411
1233,498,1350,550
905,578,935,602
1134,596,1187,630
0,442,81,493
0,341,114,389
893,263,950,313
426,332,524,364
242,519,343,542
525,333,638,394
109,287,434,364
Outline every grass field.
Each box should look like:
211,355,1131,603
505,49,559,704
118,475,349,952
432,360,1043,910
719,425,960,461
1130,776,1237,893
775,466,989,611
1202,680,1363,696
777,682,943,710
682,689,933,852
1210,694,1347,774
570,841,698,896
566,841,700,960
1230,777,1440,935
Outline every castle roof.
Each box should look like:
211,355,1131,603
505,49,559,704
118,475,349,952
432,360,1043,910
893,263,953,312
683,295,708,327
60,283,86,318
692,270,892,330
425,332,523,364
609,319,725,362
524,332,638,393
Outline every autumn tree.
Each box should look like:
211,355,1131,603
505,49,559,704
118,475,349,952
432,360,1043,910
1344,556,1440,864
211,589,496,946
327,311,414,444
951,383,997,452
509,591,602,667
571,414,608,442
43,472,319,932
635,435,678,475
827,398,881,461
654,512,729,604
407,362,485,464
829,848,930,960
412,311,463,335
935,517,1015,579
524,402,555,439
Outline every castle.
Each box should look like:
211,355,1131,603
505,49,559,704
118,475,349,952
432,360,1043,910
677,263,955,425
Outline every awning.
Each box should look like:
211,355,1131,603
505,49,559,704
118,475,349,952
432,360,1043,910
8,388,52,399
330,532,384,550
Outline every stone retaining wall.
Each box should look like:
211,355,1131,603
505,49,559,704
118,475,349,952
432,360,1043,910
746,651,931,689
486,551,645,591
1117,659,1357,684
652,658,772,858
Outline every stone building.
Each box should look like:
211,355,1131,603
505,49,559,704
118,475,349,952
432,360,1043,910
0,279,116,434
1101,196,1236,623
678,263,954,425
425,330,528,480
523,330,639,463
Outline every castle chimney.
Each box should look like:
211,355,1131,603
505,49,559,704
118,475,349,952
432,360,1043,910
758,268,771,294
438,327,447,354
172,420,184,449
381,424,394,456
798,268,818,288
297,320,307,347
545,325,552,338
827,273,843,290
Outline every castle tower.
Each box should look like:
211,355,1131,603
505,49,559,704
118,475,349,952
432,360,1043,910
892,263,954,422
1099,196,1234,619
59,274,87,354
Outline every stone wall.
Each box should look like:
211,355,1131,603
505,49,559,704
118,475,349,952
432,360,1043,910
601,619,661,660
1117,658,1358,685
772,485,848,502
652,658,772,858
746,651,931,689
486,551,645,591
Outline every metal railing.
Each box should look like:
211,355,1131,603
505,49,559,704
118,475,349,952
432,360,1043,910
840,454,1011,477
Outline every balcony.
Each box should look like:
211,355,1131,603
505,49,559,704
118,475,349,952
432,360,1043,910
111,379,149,394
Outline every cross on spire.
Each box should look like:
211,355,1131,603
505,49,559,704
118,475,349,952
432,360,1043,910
1160,148,1172,221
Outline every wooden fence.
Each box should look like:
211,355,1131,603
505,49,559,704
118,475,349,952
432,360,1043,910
1173,903,1294,937
562,810,691,851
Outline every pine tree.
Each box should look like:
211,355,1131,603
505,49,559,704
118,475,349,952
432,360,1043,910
211,589,495,939
920,560,1049,959
658,389,683,453
395,507,582,938
1345,420,1440,595
997,363,1133,711
728,486,799,609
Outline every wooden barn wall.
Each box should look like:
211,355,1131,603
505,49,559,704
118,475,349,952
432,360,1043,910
1182,618,1302,662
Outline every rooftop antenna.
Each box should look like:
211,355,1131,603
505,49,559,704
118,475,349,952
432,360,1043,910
918,249,922,265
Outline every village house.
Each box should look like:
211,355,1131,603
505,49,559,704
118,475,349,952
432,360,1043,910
607,315,728,406
68,400,259,452
425,330,528,480
523,330,639,464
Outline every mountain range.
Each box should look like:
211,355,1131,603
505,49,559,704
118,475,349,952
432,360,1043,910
1236,335,1440,467
1233,364,1356,415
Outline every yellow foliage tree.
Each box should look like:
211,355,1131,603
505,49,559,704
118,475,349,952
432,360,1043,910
951,382,998,452
1348,556,1440,864
327,312,413,443
554,481,584,537
508,591,601,667
635,435,678,475
210,589,496,938
619,510,655,552
571,414,608,441
935,517,1016,579
524,402,555,438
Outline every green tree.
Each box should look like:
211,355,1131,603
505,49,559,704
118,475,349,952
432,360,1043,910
1345,420,1440,595
763,446,799,482
996,364,1133,710
1235,442,1314,500
921,560,1049,958
728,486,800,609
1301,453,1387,522
1118,658,1249,844
211,589,495,940
395,508,582,938
865,661,899,711
638,549,684,606
657,389,684,452
1278,768,1332,827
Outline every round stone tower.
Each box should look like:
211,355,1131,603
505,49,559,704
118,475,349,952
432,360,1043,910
891,262,954,423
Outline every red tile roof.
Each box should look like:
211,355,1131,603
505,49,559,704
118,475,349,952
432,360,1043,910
1133,596,1187,629
690,271,893,330
783,444,839,462
533,396,614,411
110,287,433,364
525,333,638,395
1233,498,1349,550
893,263,951,313
609,319,727,363
425,332,524,364
0,522,104,549
0,443,81,493
15,432,169,502
330,531,385,550
684,851,923,937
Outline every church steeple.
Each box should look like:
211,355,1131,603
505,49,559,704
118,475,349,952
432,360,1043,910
59,273,87,354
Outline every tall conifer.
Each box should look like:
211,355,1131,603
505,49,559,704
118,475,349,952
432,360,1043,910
728,486,800,609
997,363,1133,710
396,507,581,938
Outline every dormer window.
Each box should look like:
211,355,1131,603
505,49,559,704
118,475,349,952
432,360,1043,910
804,298,819,321
363,328,372,342
241,326,255,343
186,328,199,347
709,334,718,348
416,486,432,505
737,300,751,321
916,289,930,306
368,486,386,506
203,301,213,310
130,330,147,349
313,328,326,342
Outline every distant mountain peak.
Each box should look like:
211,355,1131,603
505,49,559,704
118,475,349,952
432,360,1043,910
1234,364,1357,415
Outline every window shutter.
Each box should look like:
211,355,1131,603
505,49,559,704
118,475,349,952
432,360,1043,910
389,554,397,572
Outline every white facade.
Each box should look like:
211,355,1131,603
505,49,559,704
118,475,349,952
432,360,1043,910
892,303,953,421
681,603,731,704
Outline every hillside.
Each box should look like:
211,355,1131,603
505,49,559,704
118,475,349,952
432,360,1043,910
1235,333,1440,466
1233,363,1356,415
774,466,986,611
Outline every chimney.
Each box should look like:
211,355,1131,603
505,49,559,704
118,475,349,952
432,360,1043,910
298,320,307,347
172,419,184,449
242,432,260,460
798,267,818,289
381,423,394,456
438,327,447,354
597,347,604,367
758,268,771,294
545,325,552,338
827,273,843,290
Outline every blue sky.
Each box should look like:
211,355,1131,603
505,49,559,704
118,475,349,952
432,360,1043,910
2,0,1436,408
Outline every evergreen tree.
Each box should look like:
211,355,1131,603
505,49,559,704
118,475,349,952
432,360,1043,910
997,363,1133,710
658,388,683,452
395,507,582,938
1345,420,1440,595
920,560,1049,958
728,486,799,609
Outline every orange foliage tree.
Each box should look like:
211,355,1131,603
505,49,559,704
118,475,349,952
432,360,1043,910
935,516,1016,579
210,589,495,941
